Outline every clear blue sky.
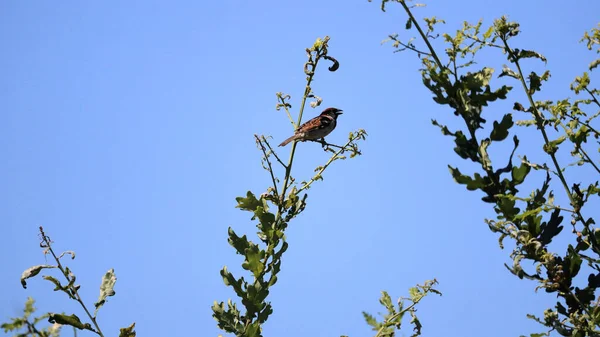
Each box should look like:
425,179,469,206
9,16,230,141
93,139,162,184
2,1,599,336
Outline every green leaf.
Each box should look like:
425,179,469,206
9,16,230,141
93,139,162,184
257,303,273,324
516,49,547,63
511,162,530,185
479,139,492,170
527,70,550,94
48,313,93,331
362,312,379,329
567,245,582,277
496,197,520,221
228,227,251,255
42,275,65,291
449,166,486,191
59,251,76,260
20,265,56,289
241,245,265,278
590,58,600,71
513,207,542,222
220,267,246,299
490,114,514,141
254,206,275,230
539,209,563,245
119,323,136,337
24,297,36,316
542,135,566,155
245,322,261,337
409,286,423,301
236,191,262,212
94,269,117,317
499,65,520,79
409,310,422,337
212,300,243,334
464,67,494,88
379,291,394,313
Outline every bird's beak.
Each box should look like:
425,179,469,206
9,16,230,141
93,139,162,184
337,111,343,115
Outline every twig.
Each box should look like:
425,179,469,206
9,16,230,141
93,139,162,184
255,135,279,198
308,139,362,154
277,94,296,128
398,0,444,69
298,134,361,193
578,146,600,175
388,35,433,56
586,87,600,110
262,136,287,169
463,34,504,49
39,227,104,337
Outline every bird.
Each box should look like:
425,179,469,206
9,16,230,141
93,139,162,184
278,107,343,147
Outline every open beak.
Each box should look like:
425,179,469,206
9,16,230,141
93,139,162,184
337,110,343,115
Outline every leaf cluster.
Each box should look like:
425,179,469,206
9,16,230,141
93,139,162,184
1,297,61,337
362,280,441,337
15,227,135,337
373,1,600,335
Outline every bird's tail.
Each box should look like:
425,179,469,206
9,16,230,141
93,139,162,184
278,135,298,147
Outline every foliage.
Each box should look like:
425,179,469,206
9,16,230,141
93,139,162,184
1,297,61,337
371,0,600,336
212,36,368,337
362,280,441,337
11,227,136,337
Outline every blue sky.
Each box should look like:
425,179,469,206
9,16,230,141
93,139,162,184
2,1,599,336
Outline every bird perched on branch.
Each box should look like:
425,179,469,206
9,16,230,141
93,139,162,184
278,107,343,147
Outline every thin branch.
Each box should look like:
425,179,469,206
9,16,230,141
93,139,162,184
262,136,287,169
255,135,279,198
555,120,600,175
298,134,361,193
503,39,576,205
586,87,600,110
388,35,433,56
562,113,600,138
39,227,104,337
399,0,444,69
579,146,600,175
308,139,362,155
277,94,296,128
463,34,504,49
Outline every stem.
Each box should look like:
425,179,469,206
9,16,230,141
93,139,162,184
562,113,600,138
399,0,444,69
586,87,600,110
388,35,432,56
555,121,600,175
278,58,321,206
309,139,362,154
277,94,297,128
263,138,287,169
374,300,420,337
39,229,104,337
464,34,504,49
255,135,279,198
503,39,576,205
579,146,600,175
298,135,361,193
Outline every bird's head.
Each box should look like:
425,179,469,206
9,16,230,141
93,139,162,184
321,107,343,119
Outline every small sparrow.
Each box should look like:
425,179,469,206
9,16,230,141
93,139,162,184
279,107,343,147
